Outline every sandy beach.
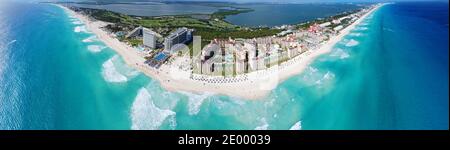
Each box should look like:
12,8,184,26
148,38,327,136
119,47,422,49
58,4,382,100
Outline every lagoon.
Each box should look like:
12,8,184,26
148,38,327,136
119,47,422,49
225,3,364,27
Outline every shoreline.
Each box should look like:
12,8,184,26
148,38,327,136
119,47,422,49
58,4,382,100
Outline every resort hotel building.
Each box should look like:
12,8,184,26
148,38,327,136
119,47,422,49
164,27,193,51
145,27,194,69
143,28,158,49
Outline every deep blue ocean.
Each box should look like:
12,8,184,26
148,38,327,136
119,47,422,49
0,1,448,130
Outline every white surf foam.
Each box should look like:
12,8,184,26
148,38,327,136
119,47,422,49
300,66,321,85
74,25,89,33
315,71,335,85
349,32,363,37
7,40,16,46
229,97,246,105
345,39,359,47
323,71,335,80
113,56,141,79
74,26,82,33
125,69,140,78
143,80,180,110
69,17,82,24
167,115,177,130
330,48,350,59
264,96,277,108
308,66,318,73
72,20,83,25
356,27,369,31
255,124,269,130
101,56,128,83
289,121,302,130
82,35,98,43
255,118,269,130
340,52,350,59
359,22,369,26
87,45,106,53
180,92,214,115
69,16,77,20
131,88,176,130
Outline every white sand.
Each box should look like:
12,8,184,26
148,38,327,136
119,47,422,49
58,4,382,100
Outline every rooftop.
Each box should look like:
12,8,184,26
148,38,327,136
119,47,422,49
167,27,188,39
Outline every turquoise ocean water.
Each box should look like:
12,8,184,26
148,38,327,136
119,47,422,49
0,2,448,130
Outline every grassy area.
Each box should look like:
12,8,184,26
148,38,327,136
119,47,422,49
90,10,133,24
136,17,210,29
195,28,281,40
78,7,282,51
83,7,239,30
125,39,142,47
210,8,253,20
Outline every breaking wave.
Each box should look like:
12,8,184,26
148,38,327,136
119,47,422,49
6,40,16,46
254,118,269,130
101,56,128,83
355,26,369,31
143,80,180,110
72,20,83,25
82,35,98,43
300,66,320,85
74,25,89,33
74,26,83,33
179,92,214,115
131,88,176,130
307,66,318,73
330,48,350,59
289,121,302,130
359,22,369,26
345,39,359,47
68,15,77,20
349,32,363,37
87,45,106,53
315,71,335,85
300,66,335,87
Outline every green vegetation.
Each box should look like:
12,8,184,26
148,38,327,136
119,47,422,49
90,10,131,23
211,8,253,20
82,8,239,31
194,28,281,50
136,17,209,29
195,28,280,40
296,21,315,30
125,39,142,47
78,7,280,49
